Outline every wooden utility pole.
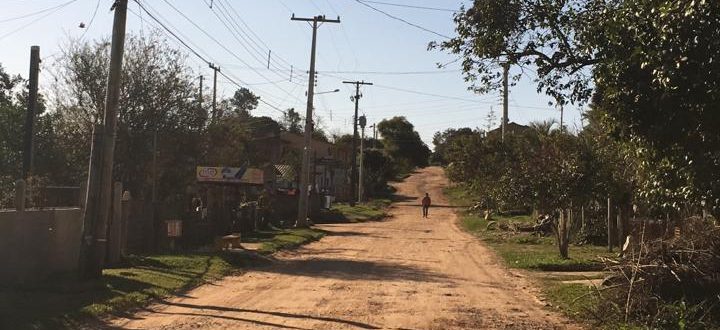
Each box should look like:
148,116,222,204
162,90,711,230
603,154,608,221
343,80,373,206
209,63,220,120
79,0,128,279
23,46,40,179
292,14,340,227
501,62,509,142
358,115,366,203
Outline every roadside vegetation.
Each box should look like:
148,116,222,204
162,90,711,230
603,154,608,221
0,227,324,329
320,199,391,223
242,227,326,254
434,0,720,328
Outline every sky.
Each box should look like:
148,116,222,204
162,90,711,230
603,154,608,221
0,0,585,148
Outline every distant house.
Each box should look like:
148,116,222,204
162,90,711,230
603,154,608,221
249,131,353,201
487,122,531,137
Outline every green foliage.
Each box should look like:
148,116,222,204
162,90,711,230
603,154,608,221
282,108,302,134
377,116,431,173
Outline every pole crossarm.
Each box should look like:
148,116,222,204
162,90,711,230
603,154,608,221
342,80,372,206
292,14,340,226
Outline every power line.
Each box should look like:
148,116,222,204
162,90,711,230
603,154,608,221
203,1,306,98
77,0,102,42
0,0,79,41
359,0,460,13
132,0,290,115
158,0,303,104
353,0,451,39
0,0,79,24
218,0,295,69
319,69,461,75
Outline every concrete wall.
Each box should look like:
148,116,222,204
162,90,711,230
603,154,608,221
0,208,82,284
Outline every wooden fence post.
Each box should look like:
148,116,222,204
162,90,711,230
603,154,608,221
121,190,131,257
607,197,613,252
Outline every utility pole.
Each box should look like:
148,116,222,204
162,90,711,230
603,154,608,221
292,14,340,227
559,103,564,133
23,46,40,179
501,62,509,142
343,80,373,206
358,115,366,203
198,75,203,109
79,0,128,279
369,124,376,149
209,63,220,121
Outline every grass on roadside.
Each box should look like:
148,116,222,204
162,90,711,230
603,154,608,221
1,227,325,329
445,185,618,326
320,199,391,223
242,227,326,254
460,212,609,271
0,253,243,329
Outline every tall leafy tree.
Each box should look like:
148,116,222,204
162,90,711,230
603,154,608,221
377,116,431,172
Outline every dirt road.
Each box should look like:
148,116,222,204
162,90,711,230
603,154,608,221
109,167,579,329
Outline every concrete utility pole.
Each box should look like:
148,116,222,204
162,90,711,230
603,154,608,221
209,63,220,120
292,14,340,227
23,46,40,179
80,0,128,279
342,80,373,206
501,62,509,142
358,115,366,203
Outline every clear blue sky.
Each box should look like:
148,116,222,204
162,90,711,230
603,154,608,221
0,0,583,147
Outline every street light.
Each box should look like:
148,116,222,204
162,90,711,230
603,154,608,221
308,88,340,96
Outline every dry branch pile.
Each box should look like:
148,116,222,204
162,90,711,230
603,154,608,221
600,218,720,328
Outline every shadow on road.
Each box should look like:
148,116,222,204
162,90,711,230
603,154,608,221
151,301,382,329
255,258,453,283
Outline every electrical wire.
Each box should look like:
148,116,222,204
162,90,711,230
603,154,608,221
0,0,79,41
77,0,102,42
0,0,79,24
132,0,290,115
359,0,460,13
353,0,452,39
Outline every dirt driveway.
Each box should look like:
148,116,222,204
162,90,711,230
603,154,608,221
108,167,579,329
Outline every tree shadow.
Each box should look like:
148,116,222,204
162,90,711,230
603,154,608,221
254,257,453,283
145,301,383,329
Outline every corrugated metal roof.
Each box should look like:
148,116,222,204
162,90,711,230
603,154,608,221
274,164,297,181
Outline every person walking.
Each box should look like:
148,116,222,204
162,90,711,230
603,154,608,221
421,193,431,218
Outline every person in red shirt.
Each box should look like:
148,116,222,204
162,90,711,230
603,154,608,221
421,193,431,218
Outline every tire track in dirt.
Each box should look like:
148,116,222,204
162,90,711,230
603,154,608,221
105,167,580,330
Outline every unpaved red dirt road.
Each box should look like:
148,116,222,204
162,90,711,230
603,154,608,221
109,167,579,329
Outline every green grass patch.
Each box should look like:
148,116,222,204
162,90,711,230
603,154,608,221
243,227,326,254
0,253,244,329
320,199,391,223
543,281,598,318
1,227,325,329
459,211,610,271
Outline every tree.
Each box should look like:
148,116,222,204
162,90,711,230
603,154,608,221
439,0,720,216
377,116,431,173
282,108,302,134
227,87,259,117
431,127,474,165
433,0,604,105
52,33,206,199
